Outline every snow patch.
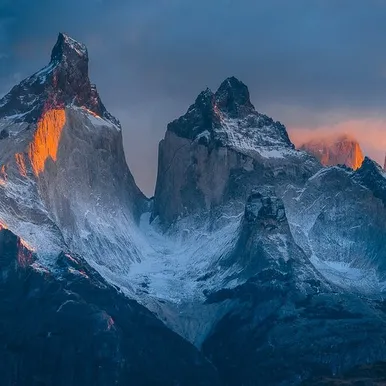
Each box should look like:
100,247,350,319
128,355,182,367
125,212,242,304
310,255,386,294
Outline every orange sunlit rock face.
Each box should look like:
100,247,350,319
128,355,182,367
352,142,365,170
0,219,34,266
28,109,66,176
0,165,7,186
17,238,34,268
15,153,27,177
300,134,364,170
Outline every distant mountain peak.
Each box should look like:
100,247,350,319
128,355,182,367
300,133,364,170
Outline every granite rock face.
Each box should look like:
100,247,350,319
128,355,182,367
0,33,146,278
153,77,320,227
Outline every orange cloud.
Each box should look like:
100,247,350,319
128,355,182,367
288,119,386,168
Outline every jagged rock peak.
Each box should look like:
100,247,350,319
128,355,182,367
0,32,120,128
360,156,382,170
214,76,255,118
167,76,292,149
50,32,88,63
300,133,364,170
193,88,215,109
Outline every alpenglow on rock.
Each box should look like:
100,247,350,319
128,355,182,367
300,133,364,170
0,33,146,275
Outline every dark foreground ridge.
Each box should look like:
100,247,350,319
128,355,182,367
0,227,220,386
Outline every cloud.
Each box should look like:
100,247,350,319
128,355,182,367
289,119,386,167
2,0,386,194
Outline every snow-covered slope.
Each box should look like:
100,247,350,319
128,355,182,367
284,160,386,293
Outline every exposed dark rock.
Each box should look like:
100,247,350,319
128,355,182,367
0,228,220,386
153,77,319,226
353,156,386,206
0,33,119,127
0,129,9,139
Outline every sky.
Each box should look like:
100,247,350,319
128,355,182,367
1,0,386,195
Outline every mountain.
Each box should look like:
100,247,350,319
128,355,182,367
3,33,386,385
0,33,147,283
0,33,222,386
299,133,364,169
283,157,386,293
202,188,386,385
153,76,320,227
147,79,386,384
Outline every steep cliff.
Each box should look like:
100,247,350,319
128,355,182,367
0,33,146,279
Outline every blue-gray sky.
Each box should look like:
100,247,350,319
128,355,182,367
1,0,386,194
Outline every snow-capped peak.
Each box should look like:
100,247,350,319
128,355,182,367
214,76,255,118
167,76,293,154
0,32,120,128
50,32,88,63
